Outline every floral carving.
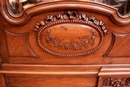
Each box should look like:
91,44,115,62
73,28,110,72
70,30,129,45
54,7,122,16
34,10,108,56
45,15,55,22
46,30,96,50
63,10,78,20
103,77,130,87
56,14,64,20
79,14,89,21
126,78,130,86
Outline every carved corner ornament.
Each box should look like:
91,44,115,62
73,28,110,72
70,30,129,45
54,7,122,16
103,77,130,87
34,10,109,56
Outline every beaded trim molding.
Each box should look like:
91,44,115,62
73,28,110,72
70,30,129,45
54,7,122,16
34,10,109,56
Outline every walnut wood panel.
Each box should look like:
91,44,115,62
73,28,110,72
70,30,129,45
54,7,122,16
0,14,9,63
0,74,7,87
0,66,98,87
105,33,130,57
6,75,97,87
0,55,2,67
5,29,37,57
1,64,130,87
2,10,129,64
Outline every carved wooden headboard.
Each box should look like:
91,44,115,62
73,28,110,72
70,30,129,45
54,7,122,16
0,0,130,87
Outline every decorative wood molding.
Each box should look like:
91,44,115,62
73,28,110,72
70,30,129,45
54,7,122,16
0,15,9,63
0,70,98,76
98,68,130,87
2,64,130,72
103,77,130,87
0,74,7,87
34,10,109,56
104,32,130,57
45,29,96,51
34,10,108,34
0,55,2,68
5,29,38,57
0,1,130,25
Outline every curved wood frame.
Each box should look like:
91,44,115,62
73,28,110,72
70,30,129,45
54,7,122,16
0,0,130,26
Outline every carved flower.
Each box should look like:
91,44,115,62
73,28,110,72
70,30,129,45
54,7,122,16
79,37,89,48
62,42,71,50
111,79,122,87
104,78,126,87
34,22,40,31
79,14,89,21
34,20,46,31
104,78,111,86
100,24,109,35
46,30,55,43
93,20,109,35
56,14,63,20
45,15,54,22
54,39,62,47
126,78,130,86
99,21,104,26
93,19,100,25
71,39,81,50
63,10,77,20
112,78,126,87
39,20,45,26
89,16,96,22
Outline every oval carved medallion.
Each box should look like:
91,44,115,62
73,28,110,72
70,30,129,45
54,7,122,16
35,10,108,56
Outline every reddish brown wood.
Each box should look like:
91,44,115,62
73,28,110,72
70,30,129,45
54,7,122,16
5,30,37,57
0,1,130,25
0,74,7,87
98,67,130,87
0,0,130,87
105,33,130,57
0,13,9,63
7,75,97,87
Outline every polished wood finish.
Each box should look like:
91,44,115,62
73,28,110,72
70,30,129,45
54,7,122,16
0,0,130,87
0,74,7,87
98,68,130,87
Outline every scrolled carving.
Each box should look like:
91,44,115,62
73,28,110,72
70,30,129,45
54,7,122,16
34,10,109,56
103,77,130,87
